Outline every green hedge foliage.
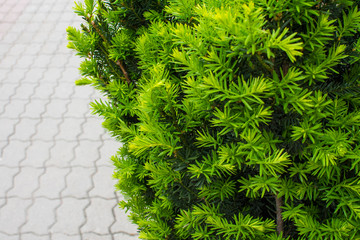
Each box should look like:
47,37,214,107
67,0,360,239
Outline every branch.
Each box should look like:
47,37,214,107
275,194,284,235
115,60,132,84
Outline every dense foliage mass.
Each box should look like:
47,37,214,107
67,0,360,239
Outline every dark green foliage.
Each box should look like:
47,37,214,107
67,0,360,239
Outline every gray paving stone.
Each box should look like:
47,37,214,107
5,68,27,83
63,99,91,118
0,167,19,193
20,99,47,118
21,233,49,240
52,233,80,240
12,83,37,100
23,43,42,56
1,140,29,167
1,32,21,44
40,42,60,55
49,54,70,68
79,118,105,141
82,233,111,240
10,118,40,141
32,118,61,141
51,198,88,235
31,12,47,22
42,67,62,81
7,167,44,198
17,32,36,44
89,166,117,199
7,44,27,56
43,99,70,118
72,140,100,167
15,55,37,69
98,140,122,167
32,55,52,68
22,198,60,235
0,118,17,141
0,43,12,56
32,83,57,99
1,100,27,118
16,12,33,22
0,233,19,240
0,198,32,235
0,55,19,69
56,118,84,141
23,141,52,168
113,233,139,240
52,83,74,99
0,83,18,102
24,68,44,83
47,140,75,168
72,86,95,100
62,167,94,198
81,198,117,235
34,167,69,198
111,207,138,236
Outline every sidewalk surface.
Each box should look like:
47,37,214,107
0,0,139,239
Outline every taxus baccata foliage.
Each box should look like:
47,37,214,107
67,0,360,239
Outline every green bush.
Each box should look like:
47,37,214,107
67,0,360,239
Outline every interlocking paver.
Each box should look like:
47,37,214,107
0,198,32,235
0,55,19,69
0,233,18,240
23,141,52,167
10,118,40,141
32,83,57,99
7,43,27,56
32,55,52,68
89,166,117,199
0,118,17,140
0,166,19,193
6,68,27,83
56,118,85,141
20,99,47,118
1,99,27,118
34,167,68,198
16,55,37,69
43,99,71,118
98,140,122,166
47,140,75,167
33,118,62,141
52,83,75,99
72,140,100,167
1,140,30,167
82,233,112,240
62,167,94,198
81,198,116,235
22,198,60,235
0,0,139,238
49,53,70,68
12,83,37,100
7,167,44,198
51,198,88,235
111,205,139,235
21,233,49,240
64,99,91,118
52,233,81,240
80,117,106,141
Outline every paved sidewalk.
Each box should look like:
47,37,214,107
0,0,139,239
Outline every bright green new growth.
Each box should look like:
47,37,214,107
67,0,360,239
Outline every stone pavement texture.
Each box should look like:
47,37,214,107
0,0,139,239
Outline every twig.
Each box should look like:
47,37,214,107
115,60,131,84
275,194,284,235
